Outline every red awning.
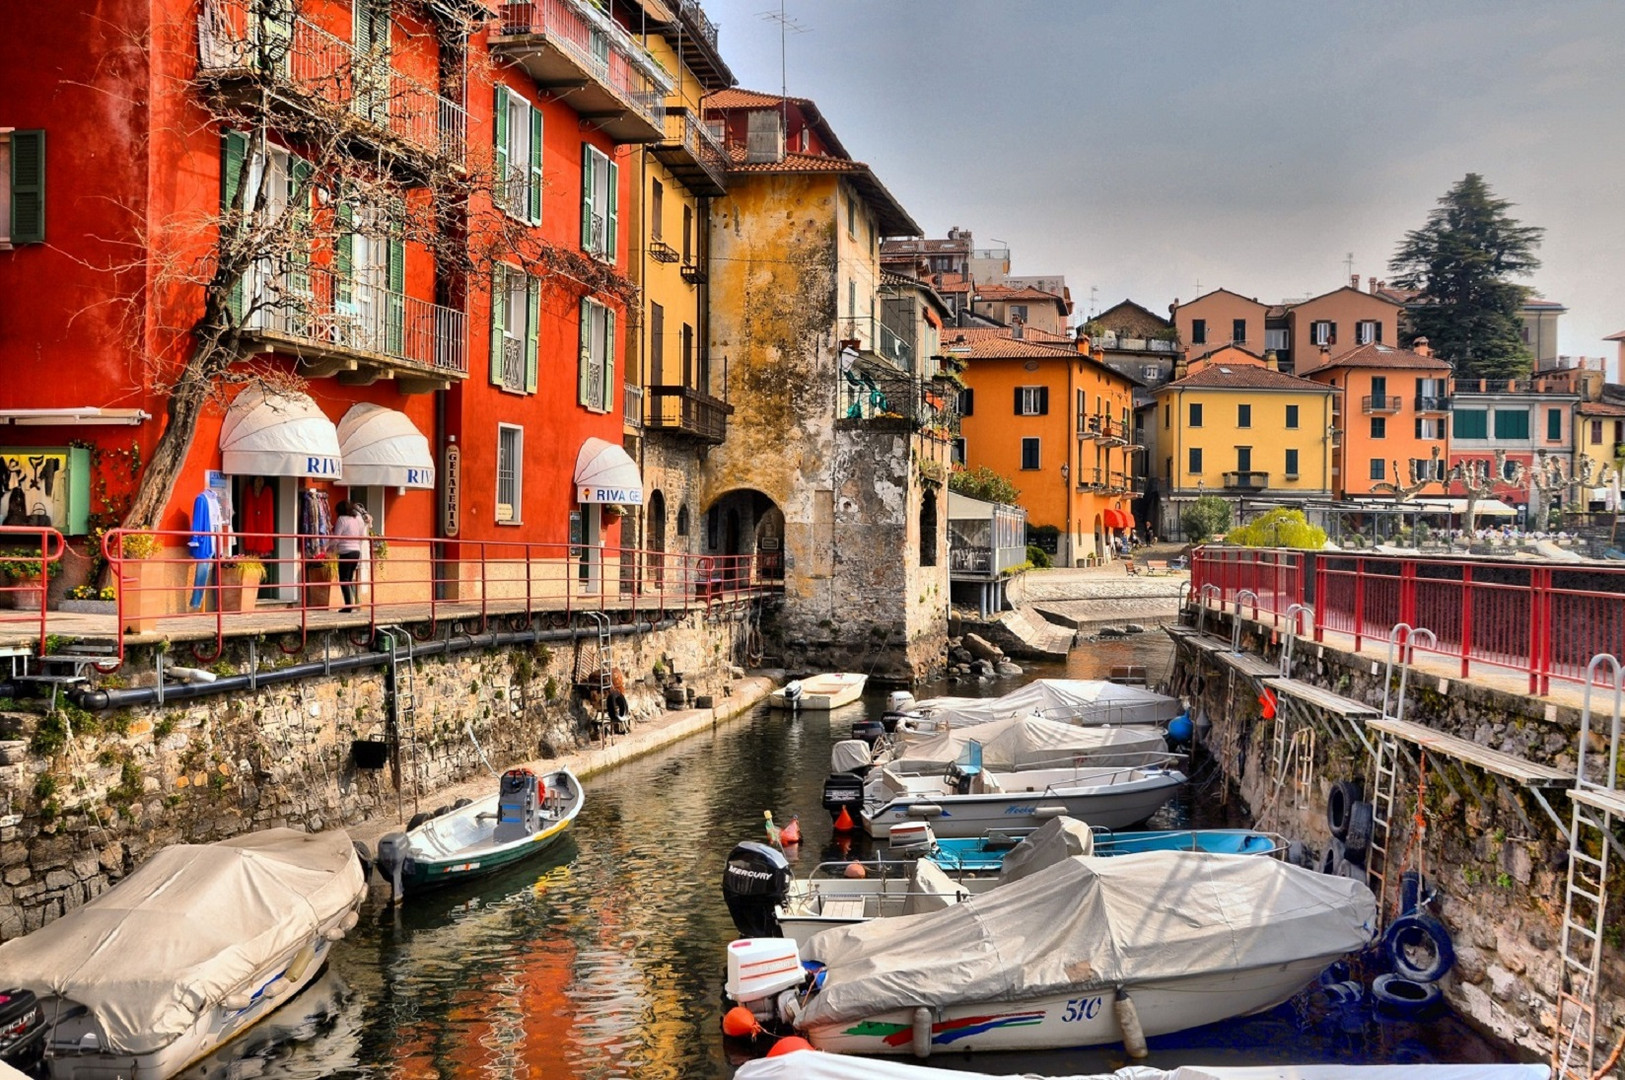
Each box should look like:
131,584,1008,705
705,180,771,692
1103,509,1125,529
1121,509,1136,530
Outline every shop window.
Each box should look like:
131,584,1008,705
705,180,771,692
496,424,523,524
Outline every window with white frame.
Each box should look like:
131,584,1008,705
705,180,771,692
1356,320,1380,345
581,143,619,260
1020,437,1041,470
1415,417,1446,440
496,424,523,523
1311,320,1335,346
1016,386,1048,416
489,264,538,393
578,297,617,412
494,87,541,223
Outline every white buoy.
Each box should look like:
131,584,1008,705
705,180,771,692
911,1006,933,1058
1114,987,1148,1058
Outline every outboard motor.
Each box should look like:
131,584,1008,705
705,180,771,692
850,718,886,746
782,681,804,711
722,841,791,937
495,768,541,843
0,988,46,1073
821,772,867,823
880,709,921,733
374,832,412,904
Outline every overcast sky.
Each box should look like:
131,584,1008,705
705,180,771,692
702,0,1625,357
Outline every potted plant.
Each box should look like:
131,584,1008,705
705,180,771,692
117,532,167,632
219,556,266,612
304,553,338,608
0,550,55,611
62,583,118,615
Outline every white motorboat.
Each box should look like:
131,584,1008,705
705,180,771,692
724,850,1378,1056
860,759,1185,838
882,713,1173,771
0,829,367,1080
735,1051,1545,1079
770,673,868,711
901,678,1183,732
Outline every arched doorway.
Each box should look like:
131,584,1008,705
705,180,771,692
755,506,785,581
919,489,938,567
701,488,783,593
647,490,666,588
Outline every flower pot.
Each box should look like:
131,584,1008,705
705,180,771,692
304,561,336,608
119,559,170,633
220,563,265,612
7,574,45,611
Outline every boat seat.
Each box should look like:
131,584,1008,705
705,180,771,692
820,897,867,920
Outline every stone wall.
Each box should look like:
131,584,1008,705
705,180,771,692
1173,610,1623,1060
0,613,749,937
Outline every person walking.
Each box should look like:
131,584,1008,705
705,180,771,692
329,500,367,612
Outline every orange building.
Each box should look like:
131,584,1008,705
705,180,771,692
951,328,1138,564
1298,342,1454,499
1170,289,1271,361
1288,284,1403,369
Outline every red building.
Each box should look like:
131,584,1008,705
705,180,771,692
0,0,666,605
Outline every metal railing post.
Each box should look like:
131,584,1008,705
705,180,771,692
1459,563,1473,678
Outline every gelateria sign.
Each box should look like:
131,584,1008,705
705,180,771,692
442,444,461,537
577,484,643,505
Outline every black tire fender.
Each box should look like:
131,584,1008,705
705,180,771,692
407,811,432,831
1383,912,1456,983
1327,779,1363,838
1371,973,1443,1018
1343,800,1375,856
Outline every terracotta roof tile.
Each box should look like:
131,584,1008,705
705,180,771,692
703,88,814,111
1161,365,1337,393
1578,401,1625,416
723,147,864,173
942,326,1073,346
1296,342,1453,376
973,284,1067,304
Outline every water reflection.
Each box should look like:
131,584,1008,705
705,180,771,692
185,635,1519,1078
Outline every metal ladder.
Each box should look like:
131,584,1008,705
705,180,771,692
1553,654,1625,1080
1366,623,1436,926
377,628,417,813
582,611,618,739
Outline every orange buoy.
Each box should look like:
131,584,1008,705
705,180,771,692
843,861,867,879
779,814,801,845
766,1036,814,1056
833,806,854,831
722,1006,762,1039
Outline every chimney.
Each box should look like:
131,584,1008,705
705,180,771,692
1264,349,1279,372
1350,274,1360,290
1319,342,1331,362
1368,276,1377,293
1413,337,1431,358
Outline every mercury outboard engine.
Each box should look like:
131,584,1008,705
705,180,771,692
722,841,791,937
0,988,46,1074
850,718,886,746
881,691,918,733
821,774,867,823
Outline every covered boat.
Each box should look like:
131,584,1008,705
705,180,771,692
0,829,367,1080
732,1057,1552,1080
902,678,1182,732
885,713,1172,771
725,850,1376,1056
373,766,583,901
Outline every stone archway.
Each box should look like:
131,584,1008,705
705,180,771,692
701,487,783,589
647,489,667,588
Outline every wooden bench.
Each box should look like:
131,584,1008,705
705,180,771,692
1145,559,1171,575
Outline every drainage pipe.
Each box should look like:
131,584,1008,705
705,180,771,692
66,618,679,712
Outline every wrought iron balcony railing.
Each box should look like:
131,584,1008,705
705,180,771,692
1222,470,1270,490
644,385,731,442
1361,395,1402,414
653,106,727,196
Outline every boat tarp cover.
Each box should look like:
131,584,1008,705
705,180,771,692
892,714,1168,770
994,815,1095,882
0,829,365,1055
795,850,1376,1029
911,679,1181,729
732,1057,1551,1080
831,739,874,774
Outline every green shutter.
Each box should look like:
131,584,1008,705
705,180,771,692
578,297,593,405
524,275,539,393
287,157,312,296
580,145,595,252
335,200,354,304
385,235,405,356
490,264,506,385
604,157,618,262
528,105,544,224
10,130,45,244
493,86,509,212
601,305,616,411
220,131,247,321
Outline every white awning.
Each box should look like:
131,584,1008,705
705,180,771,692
1405,498,1519,518
219,386,342,479
337,403,434,489
574,437,643,505
0,408,150,426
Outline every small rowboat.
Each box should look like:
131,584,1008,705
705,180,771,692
374,766,583,901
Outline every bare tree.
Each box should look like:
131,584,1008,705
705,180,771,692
116,0,638,528
1449,450,1525,537
1371,444,1448,503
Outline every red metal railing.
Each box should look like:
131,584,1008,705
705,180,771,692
1191,546,1625,693
104,529,778,668
0,527,65,655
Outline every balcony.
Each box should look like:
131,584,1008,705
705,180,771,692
1415,394,1453,413
1077,415,1100,440
647,239,679,264
236,264,467,392
652,107,727,196
623,383,643,429
1361,395,1402,414
1222,471,1270,490
494,0,674,144
197,0,467,167
680,261,708,285
644,385,731,443
840,366,958,436
838,316,914,371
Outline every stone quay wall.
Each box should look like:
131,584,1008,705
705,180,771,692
0,612,751,938
1174,609,1623,1061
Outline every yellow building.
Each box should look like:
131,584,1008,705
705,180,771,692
1152,353,1337,539
625,4,738,562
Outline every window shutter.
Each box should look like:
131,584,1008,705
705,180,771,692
602,305,616,411
334,200,354,304
580,145,596,252
1415,418,1423,439
287,157,313,293
385,235,405,354
1329,322,1338,344
490,264,506,385
604,157,619,262
1375,321,1384,344
527,105,543,224
220,131,246,320
524,275,540,393
578,297,593,406
1038,387,1049,415
1013,387,1023,415
493,87,509,209
960,388,974,416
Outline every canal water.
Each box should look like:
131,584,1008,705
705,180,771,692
189,633,1526,1080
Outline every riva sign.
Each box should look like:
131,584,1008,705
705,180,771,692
578,485,643,505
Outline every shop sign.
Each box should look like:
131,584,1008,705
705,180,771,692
577,485,644,505
443,444,461,537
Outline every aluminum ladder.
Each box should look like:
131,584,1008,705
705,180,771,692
1553,654,1625,1080
581,611,619,739
1365,623,1434,927
377,627,417,812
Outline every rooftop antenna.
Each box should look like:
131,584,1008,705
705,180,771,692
759,2,808,145
1344,251,1355,279
1089,285,1099,319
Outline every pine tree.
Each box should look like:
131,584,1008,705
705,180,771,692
1388,174,1544,379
